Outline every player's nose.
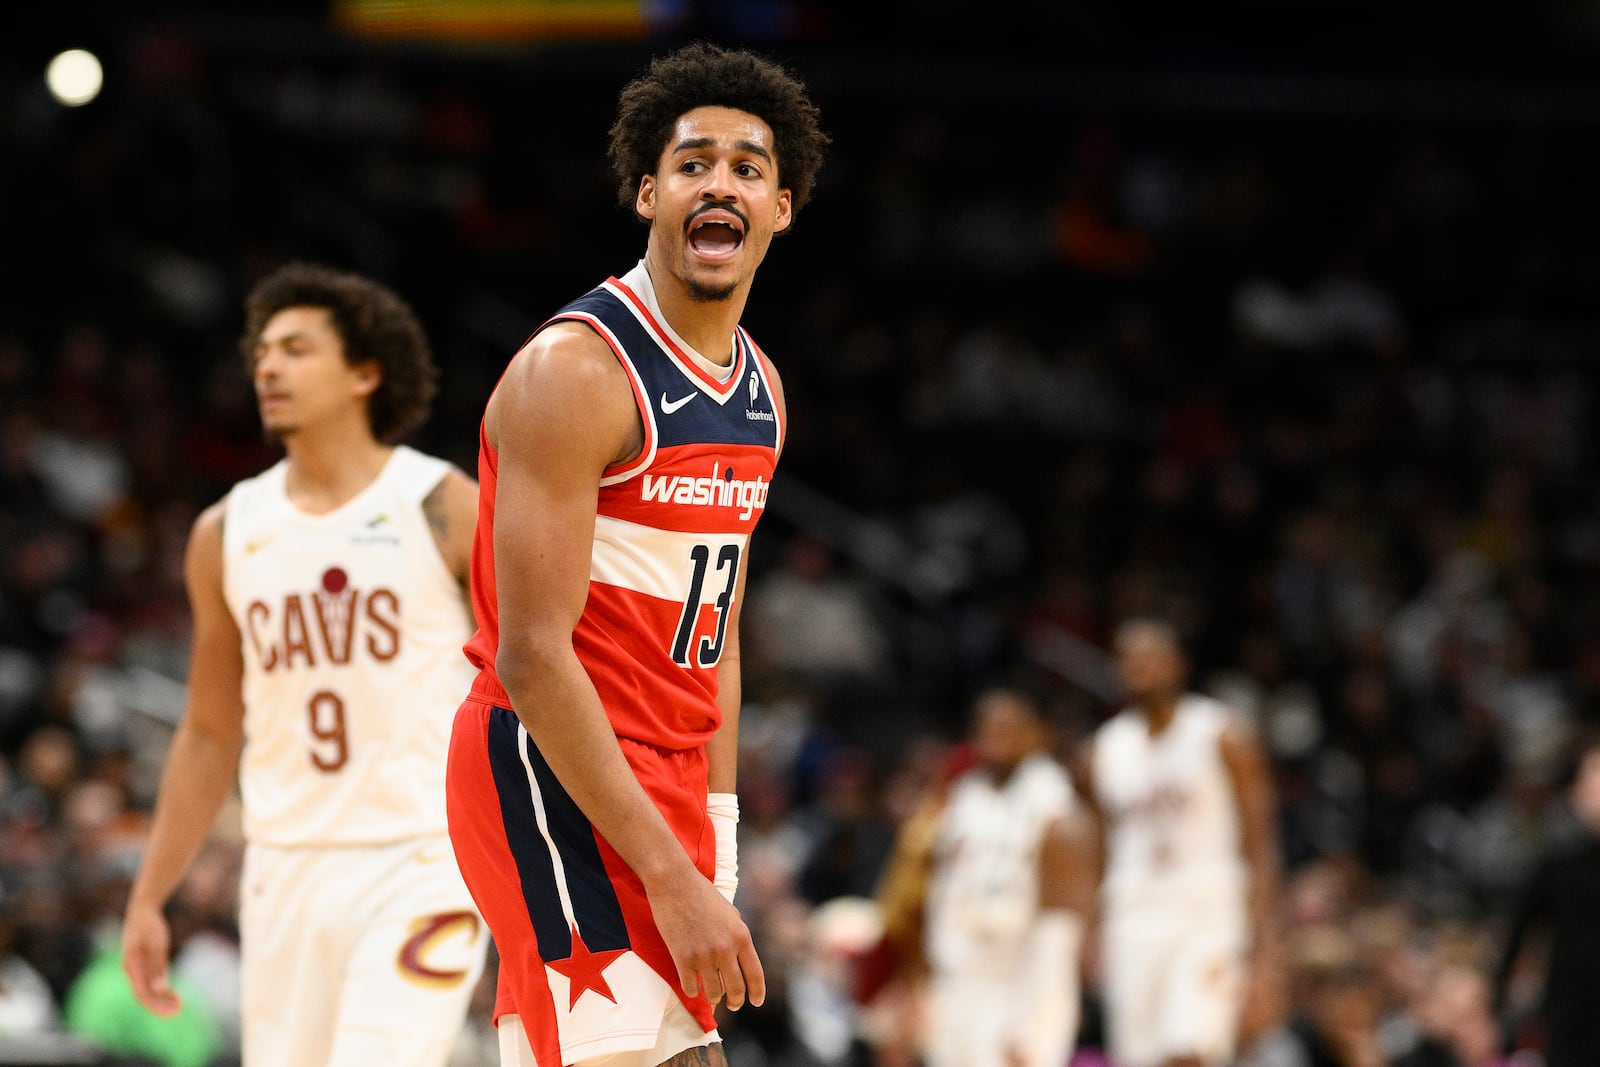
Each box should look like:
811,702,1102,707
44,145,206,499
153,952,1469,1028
699,161,738,202
253,346,283,381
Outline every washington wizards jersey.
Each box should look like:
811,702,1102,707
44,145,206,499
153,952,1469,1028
464,261,784,751
222,447,477,846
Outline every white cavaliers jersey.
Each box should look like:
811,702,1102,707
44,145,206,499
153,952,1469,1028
222,446,477,846
925,753,1075,974
1092,694,1247,920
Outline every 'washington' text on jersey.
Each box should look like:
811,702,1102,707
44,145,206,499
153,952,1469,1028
639,463,769,520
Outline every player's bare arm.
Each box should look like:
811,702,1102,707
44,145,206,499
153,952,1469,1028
123,501,248,1016
1068,744,1106,885
1219,714,1287,1044
663,1045,727,1067
421,465,480,592
1042,808,1097,918
488,322,764,1010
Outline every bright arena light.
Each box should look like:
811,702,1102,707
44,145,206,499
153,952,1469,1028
45,49,104,107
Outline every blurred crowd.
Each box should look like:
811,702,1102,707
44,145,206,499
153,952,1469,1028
4,12,1600,1067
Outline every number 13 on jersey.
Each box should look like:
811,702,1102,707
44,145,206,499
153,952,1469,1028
670,542,740,668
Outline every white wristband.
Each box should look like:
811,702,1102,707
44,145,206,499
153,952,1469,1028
707,792,739,903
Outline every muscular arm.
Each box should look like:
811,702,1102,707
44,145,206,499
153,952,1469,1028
1039,807,1097,917
1220,716,1282,958
1068,742,1106,907
1220,714,1288,1043
489,324,762,1009
422,465,480,585
422,464,481,617
123,502,246,1015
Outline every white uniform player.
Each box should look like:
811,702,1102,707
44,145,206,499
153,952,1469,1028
224,447,488,1067
921,688,1086,1067
1092,694,1250,1067
122,264,490,1067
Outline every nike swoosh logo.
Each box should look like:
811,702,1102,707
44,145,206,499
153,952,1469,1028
244,536,275,555
660,391,697,415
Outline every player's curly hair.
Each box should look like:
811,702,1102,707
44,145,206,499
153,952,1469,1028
240,262,438,444
608,42,829,226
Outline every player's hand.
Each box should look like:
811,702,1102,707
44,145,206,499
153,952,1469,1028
1237,954,1289,1050
121,901,182,1017
649,872,765,1011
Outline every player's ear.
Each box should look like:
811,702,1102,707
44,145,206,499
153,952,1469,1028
351,359,381,398
636,175,657,221
773,188,792,234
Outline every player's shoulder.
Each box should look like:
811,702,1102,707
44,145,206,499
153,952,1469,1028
220,458,288,516
526,318,623,367
192,497,229,540
496,320,632,408
742,327,781,371
1181,692,1248,733
1094,707,1141,742
1020,752,1075,803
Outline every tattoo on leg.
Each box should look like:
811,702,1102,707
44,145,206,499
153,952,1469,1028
658,1043,725,1067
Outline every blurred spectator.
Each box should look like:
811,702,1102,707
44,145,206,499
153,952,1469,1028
1272,924,1388,1067
747,534,894,688
64,932,219,1067
0,904,57,1036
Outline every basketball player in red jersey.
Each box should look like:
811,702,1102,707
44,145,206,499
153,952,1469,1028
444,44,828,1067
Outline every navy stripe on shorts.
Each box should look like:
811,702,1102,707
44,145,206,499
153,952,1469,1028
486,706,630,960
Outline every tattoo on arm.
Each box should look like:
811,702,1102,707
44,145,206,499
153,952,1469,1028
662,1044,726,1067
422,481,450,545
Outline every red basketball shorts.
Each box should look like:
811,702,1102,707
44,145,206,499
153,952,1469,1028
444,695,717,1065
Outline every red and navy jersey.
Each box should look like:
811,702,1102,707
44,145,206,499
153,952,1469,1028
464,267,783,751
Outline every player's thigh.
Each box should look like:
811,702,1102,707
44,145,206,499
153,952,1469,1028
499,994,719,1067
1159,928,1245,1067
239,845,350,1067
921,976,1009,1067
327,852,490,1067
1101,919,1171,1067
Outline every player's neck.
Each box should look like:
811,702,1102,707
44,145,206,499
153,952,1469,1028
280,421,393,515
643,254,749,364
1140,694,1181,733
985,754,1030,786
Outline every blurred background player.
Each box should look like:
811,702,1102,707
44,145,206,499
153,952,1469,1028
120,262,489,1067
1079,618,1286,1067
918,683,1093,1067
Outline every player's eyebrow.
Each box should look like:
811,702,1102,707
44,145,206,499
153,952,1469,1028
672,136,772,162
260,330,311,346
255,329,316,357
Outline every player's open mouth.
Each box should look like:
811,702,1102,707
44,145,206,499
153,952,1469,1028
687,212,745,261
